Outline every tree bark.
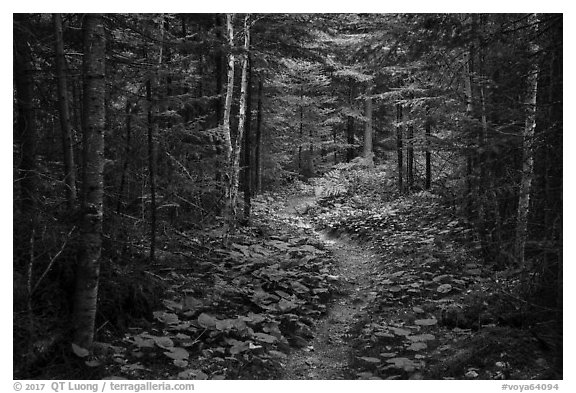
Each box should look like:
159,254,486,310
515,13,540,267
14,14,38,214
14,16,38,355
73,13,105,351
298,85,304,172
255,77,263,194
117,102,133,214
243,54,253,221
425,106,432,190
464,48,475,219
228,15,251,223
214,14,224,127
396,103,403,192
53,13,77,210
406,105,414,190
346,80,355,162
146,77,157,262
363,82,373,165
222,13,235,221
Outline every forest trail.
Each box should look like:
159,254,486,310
262,191,558,380
275,196,380,379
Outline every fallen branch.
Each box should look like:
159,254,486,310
31,226,76,296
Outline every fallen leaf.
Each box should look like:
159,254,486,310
374,331,394,338
407,334,435,342
178,369,208,380
71,343,90,358
162,299,183,311
357,371,376,379
153,311,180,324
164,347,189,360
415,318,438,326
358,356,381,364
391,327,411,336
268,350,287,359
386,357,416,372
253,332,277,343
173,359,188,368
407,342,427,351
183,296,203,311
249,342,263,350
197,313,217,329
153,336,174,349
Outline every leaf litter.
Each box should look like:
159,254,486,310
99,183,557,380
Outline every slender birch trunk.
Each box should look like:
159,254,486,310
243,56,253,221
229,14,251,221
515,14,540,266
222,13,235,224
254,78,263,194
72,13,105,351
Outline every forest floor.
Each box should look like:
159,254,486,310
48,178,559,380
278,196,380,379
267,192,557,380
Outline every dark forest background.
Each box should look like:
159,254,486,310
12,13,562,379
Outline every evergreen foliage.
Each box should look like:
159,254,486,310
12,13,562,379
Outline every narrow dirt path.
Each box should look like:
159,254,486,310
277,196,380,379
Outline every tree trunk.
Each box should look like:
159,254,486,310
298,86,304,172
228,14,250,224
117,102,133,214
546,21,563,375
53,13,77,210
144,16,164,262
14,16,38,359
406,105,414,190
363,82,373,165
515,14,540,266
333,124,338,164
346,80,355,162
476,19,490,256
243,54,253,221
214,14,224,127
464,48,475,219
222,13,235,220
396,103,403,192
146,77,157,262
255,77,263,194
308,84,314,176
72,13,105,352
425,106,432,190
14,15,38,214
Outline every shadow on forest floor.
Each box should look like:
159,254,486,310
25,188,560,380
273,192,560,380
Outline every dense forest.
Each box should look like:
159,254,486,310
13,13,562,380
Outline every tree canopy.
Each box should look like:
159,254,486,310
13,13,562,380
